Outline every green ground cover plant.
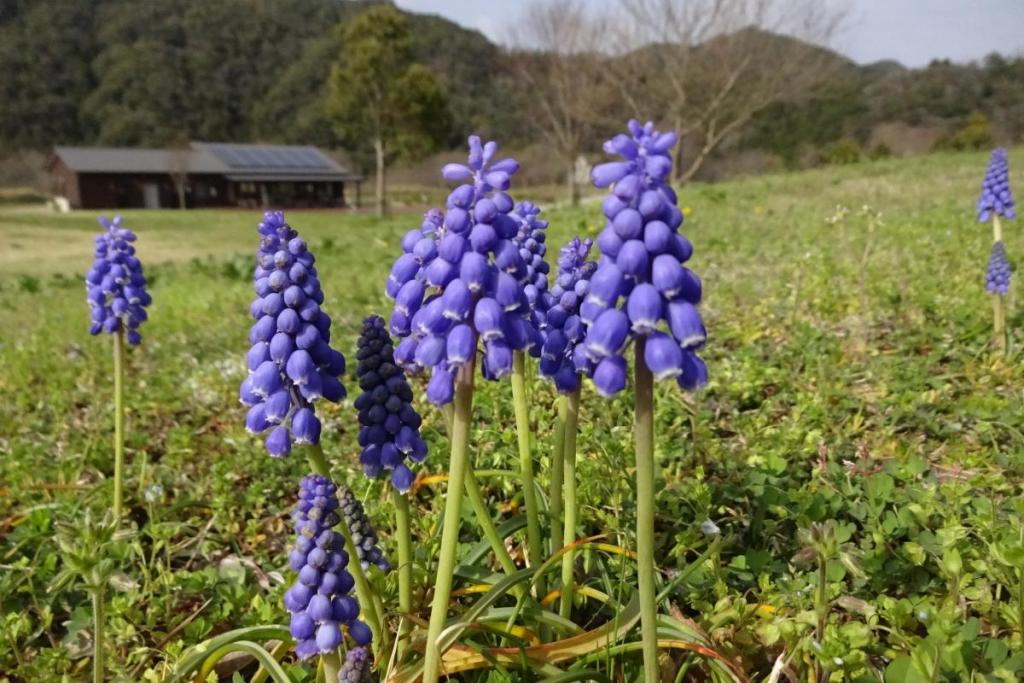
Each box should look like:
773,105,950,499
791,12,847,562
0,147,1022,682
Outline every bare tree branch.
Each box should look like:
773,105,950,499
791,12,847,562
614,0,847,182
508,0,611,205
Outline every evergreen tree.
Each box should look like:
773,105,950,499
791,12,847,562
328,6,449,216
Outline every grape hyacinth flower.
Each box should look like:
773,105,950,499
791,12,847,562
986,241,1012,295
338,487,389,571
355,316,427,493
512,201,551,343
987,240,1012,354
86,214,151,522
540,237,598,394
385,135,539,404
86,215,151,345
239,212,346,457
977,148,1016,223
585,119,709,683
583,120,708,396
337,646,373,683
539,236,598,618
398,137,546,683
285,475,371,660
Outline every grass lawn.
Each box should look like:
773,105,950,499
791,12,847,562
1,148,1022,681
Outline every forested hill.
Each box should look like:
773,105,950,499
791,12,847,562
0,0,504,150
1,0,1022,173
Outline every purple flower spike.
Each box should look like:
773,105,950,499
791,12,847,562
537,237,597,392
977,148,1016,222
355,315,427,492
87,216,151,343
240,212,347,456
582,120,708,396
383,137,543,404
338,486,389,571
986,241,1012,295
286,475,368,659
512,201,552,352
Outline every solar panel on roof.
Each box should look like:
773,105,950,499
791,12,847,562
281,149,307,167
237,148,263,167
203,144,337,172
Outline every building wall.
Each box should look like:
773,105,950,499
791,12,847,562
52,166,351,210
49,159,81,207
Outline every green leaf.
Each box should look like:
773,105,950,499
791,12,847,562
167,625,290,683
541,670,614,683
903,542,926,566
885,655,928,683
941,548,962,576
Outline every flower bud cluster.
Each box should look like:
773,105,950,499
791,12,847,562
986,240,1012,295
355,316,427,493
513,201,551,337
338,486,389,571
239,212,346,456
337,646,374,682
86,215,151,345
539,238,597,393
977,148,1016,222
583,120,707,397
385,136,541,405
284,475,371,659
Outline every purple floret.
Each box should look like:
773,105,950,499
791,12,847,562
86,215,151,345
582,119,707,397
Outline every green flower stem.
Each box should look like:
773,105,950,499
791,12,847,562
112,328,126,521
394,492,413,659
559,388,581,620
994,295,1007,353
422,360,475,683
994,214,1003,243
92,588,105,683
303,444,383,652
510,351,544,588
441,402,454,437
815,550,828,643
548,395,568,559
322,651,341,682
634,340,659,683
464,466,520,578
441,400,518,578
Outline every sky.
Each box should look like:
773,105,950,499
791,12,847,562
394,0,1024,67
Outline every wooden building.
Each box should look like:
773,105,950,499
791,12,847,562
48,143,362,210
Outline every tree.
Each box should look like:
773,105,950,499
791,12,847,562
0,0,97,148
168,137,191,209
508,0,611,205
328,6,449,216
612,0,846,182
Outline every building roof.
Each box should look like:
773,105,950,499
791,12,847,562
52,143,360,181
